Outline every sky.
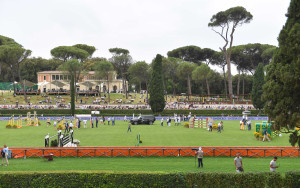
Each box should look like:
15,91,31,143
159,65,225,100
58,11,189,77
0,0,291,74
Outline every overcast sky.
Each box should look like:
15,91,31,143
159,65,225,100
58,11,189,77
0,0,290,73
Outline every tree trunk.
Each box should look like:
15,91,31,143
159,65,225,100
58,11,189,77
18,65,28,103
222,66,227,98
146,81,149,104
70,73,75,116
107,77,110,103
205,77,210,96
187,74,191,99
242,73,245,100
124,75,128,99
237,69,240,96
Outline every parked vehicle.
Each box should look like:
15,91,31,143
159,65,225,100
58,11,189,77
130,115,156,125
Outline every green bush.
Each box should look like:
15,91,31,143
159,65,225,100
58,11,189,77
0,171,298,188
0,109,265,116
50,139,58,147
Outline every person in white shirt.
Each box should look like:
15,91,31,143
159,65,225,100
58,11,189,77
161,117,164,126
218,122,222,133
234,153,244,173
83,119,87,128
270,157,279,172
1,144,9,166
53,120,57,130
69,121,73,131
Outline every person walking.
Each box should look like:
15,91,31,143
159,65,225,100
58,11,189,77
234,153,244,173
127,122,132,133
270,157,279,172
78,118,81,129
263,129,271,142
1,145,9,166
247,120,251,131
196,147,204,168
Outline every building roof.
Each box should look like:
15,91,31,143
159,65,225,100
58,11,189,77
37,71,97,74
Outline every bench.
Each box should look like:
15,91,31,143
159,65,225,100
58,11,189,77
43,154,54,161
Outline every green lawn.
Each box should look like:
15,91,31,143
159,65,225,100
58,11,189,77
1,120,290,147
0,157,299,173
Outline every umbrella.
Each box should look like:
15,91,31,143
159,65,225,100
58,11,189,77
37,80,49,86
50,81,66,88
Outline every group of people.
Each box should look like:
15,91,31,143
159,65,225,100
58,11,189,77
196,148,280,172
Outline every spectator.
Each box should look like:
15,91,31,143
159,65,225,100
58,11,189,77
196,147,204,168
270,157,279,172
234,153,244,173
1,144,9,166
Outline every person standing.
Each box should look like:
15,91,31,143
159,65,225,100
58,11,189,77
218,122,222,133
1,145,9,166
247,120,251,131
234,153,244,173
208,122,213,132
47,118,51,127
112,116,115,126
90,117,94,128
196,147,204,168
108,116,111,125
221,121,224,130
53,120,57,130
161,117,164,126
64,121,69,133
127,122,132,133
270,157,279,172
69,121,73,131
124,115,127,122
95,117,99,128
103,116,106,125
78,118,81,129
263,129,271,142
83,119,87,129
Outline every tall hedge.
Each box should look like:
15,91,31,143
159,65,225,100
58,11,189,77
0,109,264,116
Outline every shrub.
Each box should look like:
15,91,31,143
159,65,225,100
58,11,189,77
12,124,17,128
6,123,11,128
50,139,58,147
57,124,64,130
184,122,189,128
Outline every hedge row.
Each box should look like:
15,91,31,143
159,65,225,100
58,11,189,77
0,109,265,116
0,171,298,188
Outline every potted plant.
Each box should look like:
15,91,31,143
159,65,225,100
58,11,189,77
184,122,189,128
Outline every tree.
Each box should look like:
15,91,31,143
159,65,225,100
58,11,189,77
251,63,265,113
59,59,81,116
0,44,31,102
212,52,228,96
94,61,114,102
149,54,165,113
176,61,197,96
167,45,203,64
128,61,149,92
109,48,132,99
208,6,253,101
263,0,300,148
162,57,180,95
192,64,213,95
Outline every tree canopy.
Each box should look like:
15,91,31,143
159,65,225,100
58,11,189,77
263,0,300,148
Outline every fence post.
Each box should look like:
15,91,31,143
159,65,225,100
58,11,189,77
163,149,164,156
128,149,130,157
264,149,265,157
77,149,79,157
25,149,27,159
213,149,215,157
229,148,231,157
146,149,147,157
179,149,181,157
247,149,248,157
111,149,113,157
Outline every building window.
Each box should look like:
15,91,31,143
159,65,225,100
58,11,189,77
64,75,68,80
44,76,46,80
52,75,55,80
56,75,59,80
60,75,63,80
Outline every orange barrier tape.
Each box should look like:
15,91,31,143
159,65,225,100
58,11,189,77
3,146,299,158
